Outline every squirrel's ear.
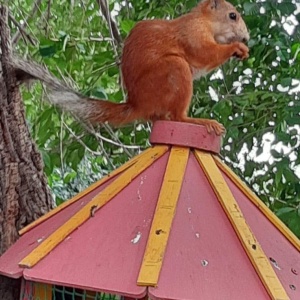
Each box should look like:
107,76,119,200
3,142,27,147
209,0,224,9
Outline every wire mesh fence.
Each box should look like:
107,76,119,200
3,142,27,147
20,279,141,300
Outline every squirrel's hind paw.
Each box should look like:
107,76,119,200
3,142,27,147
203,119,226,136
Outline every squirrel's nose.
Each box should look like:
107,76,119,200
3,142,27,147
242,31,250,43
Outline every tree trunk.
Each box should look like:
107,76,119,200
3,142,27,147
0,276,20,300
0,5,54,297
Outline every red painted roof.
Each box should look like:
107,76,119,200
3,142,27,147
0,121,299,299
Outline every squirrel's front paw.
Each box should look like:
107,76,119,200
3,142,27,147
232,42,249,60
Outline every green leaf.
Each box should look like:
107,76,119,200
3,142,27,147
280,77,292,87
243,3,259,15
64,171,77,184
39,45,57,57
270,149,281,159
276,207,295,216
283,168,298,184
244,161,255,177
277,2,296,15
287,117,300,126
288,216,300,238
120,20,136,34
89,87,108,99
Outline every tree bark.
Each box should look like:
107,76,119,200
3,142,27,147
0,5,54,296
0,276,20,300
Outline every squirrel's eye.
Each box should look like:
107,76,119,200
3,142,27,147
229,12,237,20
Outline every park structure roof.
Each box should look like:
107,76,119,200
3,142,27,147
0,121,299,300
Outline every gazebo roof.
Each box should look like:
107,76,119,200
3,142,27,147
0,121,299,300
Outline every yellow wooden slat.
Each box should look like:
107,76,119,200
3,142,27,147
19,146,158,236
195,150,289,300
214,156,300,252
19,145,169,268
34,282,52,300
137,146,189,286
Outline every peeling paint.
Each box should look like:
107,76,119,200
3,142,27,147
201,259,208,267
137,175,147,201
269,257,281,270
137,189,142,201
131,232,142,244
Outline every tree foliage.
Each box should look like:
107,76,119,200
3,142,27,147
8,0,300,236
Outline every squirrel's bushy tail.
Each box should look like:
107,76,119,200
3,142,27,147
12,58,138,126
61,95,139,125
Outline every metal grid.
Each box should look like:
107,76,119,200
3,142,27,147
20,279,125,300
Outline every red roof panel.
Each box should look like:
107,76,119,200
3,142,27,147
149,153,270,300
0,174,116,278
224,173,300,299
22,152,170,297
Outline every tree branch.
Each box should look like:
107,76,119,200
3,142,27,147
76,119,140,152
12,0,42,45
97,0,122,48
41,0,52,36
8,13,36,46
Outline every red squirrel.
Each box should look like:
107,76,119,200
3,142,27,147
14,0,249,135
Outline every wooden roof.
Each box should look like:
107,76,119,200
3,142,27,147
0,121,299,299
